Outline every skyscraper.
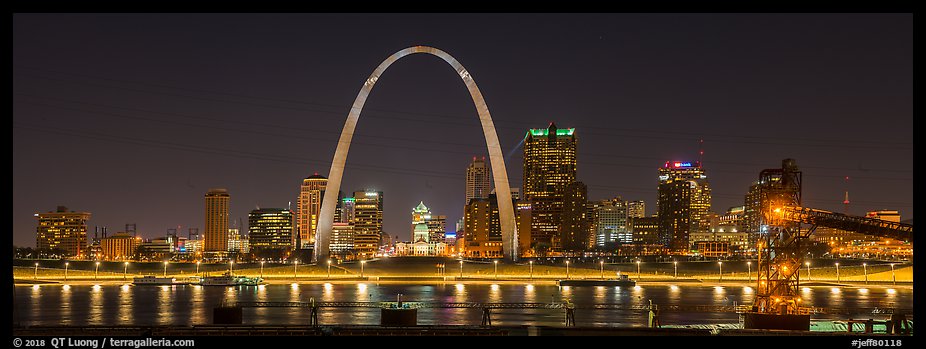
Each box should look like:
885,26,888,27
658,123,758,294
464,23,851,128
247,208,294,258
297,173,327,250
204,189,230,255
35,206,91,258
340,197,356,223
466,156,492,205
657,161,711,254
560,181,589,252
353,190,383,259
523,123,577,253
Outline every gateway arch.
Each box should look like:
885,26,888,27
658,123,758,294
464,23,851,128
314,46,518,262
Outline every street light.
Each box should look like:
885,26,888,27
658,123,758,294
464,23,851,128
360,260,366,278
565,260,569,280
34,262,38,280
260,261,265,279
805,261,811,281
747,261,752,279
95,261,101,280
863,263,868,284
64,262,69,281
123,262,129,281
890,263,896,285
600,261,604,279
229,261,234,275
327,260,332,279
294,260,299,278
835,262,840,282
636,260,641,279
163,261,168,277
459,259,463,278
529,260,533,280
674,261,678,279
196,261,201,277
494,260,499,279
718,261,723,282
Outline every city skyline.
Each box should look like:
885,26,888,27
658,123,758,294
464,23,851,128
13,13,912,248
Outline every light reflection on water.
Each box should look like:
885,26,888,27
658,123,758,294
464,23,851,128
14,284,913,327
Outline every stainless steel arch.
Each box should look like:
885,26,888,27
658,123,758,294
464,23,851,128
313,46,518,262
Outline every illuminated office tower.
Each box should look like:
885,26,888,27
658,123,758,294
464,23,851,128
627,200,645,219
353,190,383,259
466,156,492,205
522,123,577,252
657,161,712,254
248,208,294,258
35,206,91,258
340,197,356,223
204,189,230,254
297,173,327,250
330,223,355,258
594,198,630,248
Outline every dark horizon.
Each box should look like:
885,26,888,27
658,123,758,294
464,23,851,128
13,13,912,247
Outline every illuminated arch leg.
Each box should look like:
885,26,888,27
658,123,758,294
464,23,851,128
314,46,518,262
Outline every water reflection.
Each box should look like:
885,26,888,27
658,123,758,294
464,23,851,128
60,285,72,325
488,284,501,302
158,286,172,325
15,284,914,327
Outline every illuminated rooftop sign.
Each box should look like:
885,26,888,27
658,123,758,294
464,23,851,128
528,128,575,137
664,161,699,169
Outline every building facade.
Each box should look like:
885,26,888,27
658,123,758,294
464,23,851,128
523,123,577,253
632,215,660,246
100,232,140,260
204,189,230,254
595,198,631,247
247,208,294,259
410,201,447,243
35,206,91,258
627,200,646,220
466,156,492,205
352,190,383,259
340,197,356,223
462,194,532,258
560,181,589,252
330,223,355,259
297,174,327,250
657,161,711,254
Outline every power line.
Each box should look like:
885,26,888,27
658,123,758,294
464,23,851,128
14,93,913,180
14,121,912,209
14,68,913,151
14,65,913,147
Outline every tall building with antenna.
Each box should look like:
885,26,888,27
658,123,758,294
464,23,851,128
657,161,711,254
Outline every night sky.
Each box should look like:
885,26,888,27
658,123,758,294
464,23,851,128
13,14,912,247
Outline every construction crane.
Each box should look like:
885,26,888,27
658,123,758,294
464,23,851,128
744,159,913,330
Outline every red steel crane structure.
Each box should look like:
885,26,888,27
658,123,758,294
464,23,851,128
744,159,913,330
